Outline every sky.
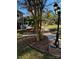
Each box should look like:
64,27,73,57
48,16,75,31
17,0,61,16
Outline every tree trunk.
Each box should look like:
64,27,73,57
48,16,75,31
34,0,41,41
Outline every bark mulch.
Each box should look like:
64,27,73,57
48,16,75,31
17,36,61,58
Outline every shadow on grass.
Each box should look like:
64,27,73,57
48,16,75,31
17,46,33,56
17,46,59,59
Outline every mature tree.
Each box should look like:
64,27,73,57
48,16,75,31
17,0,48,41
18,0,61,42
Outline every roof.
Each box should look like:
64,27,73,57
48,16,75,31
17,10,23,15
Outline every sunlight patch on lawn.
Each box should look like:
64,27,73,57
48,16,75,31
46,25,61,29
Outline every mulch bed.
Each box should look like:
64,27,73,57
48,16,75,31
17,36,61,58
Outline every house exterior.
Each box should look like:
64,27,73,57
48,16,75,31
17,10,24,23
17,10,24,29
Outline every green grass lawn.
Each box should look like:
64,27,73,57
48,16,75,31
17,47,58,59
46,25,61,29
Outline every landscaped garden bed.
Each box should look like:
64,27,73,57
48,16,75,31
17,35,61,59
